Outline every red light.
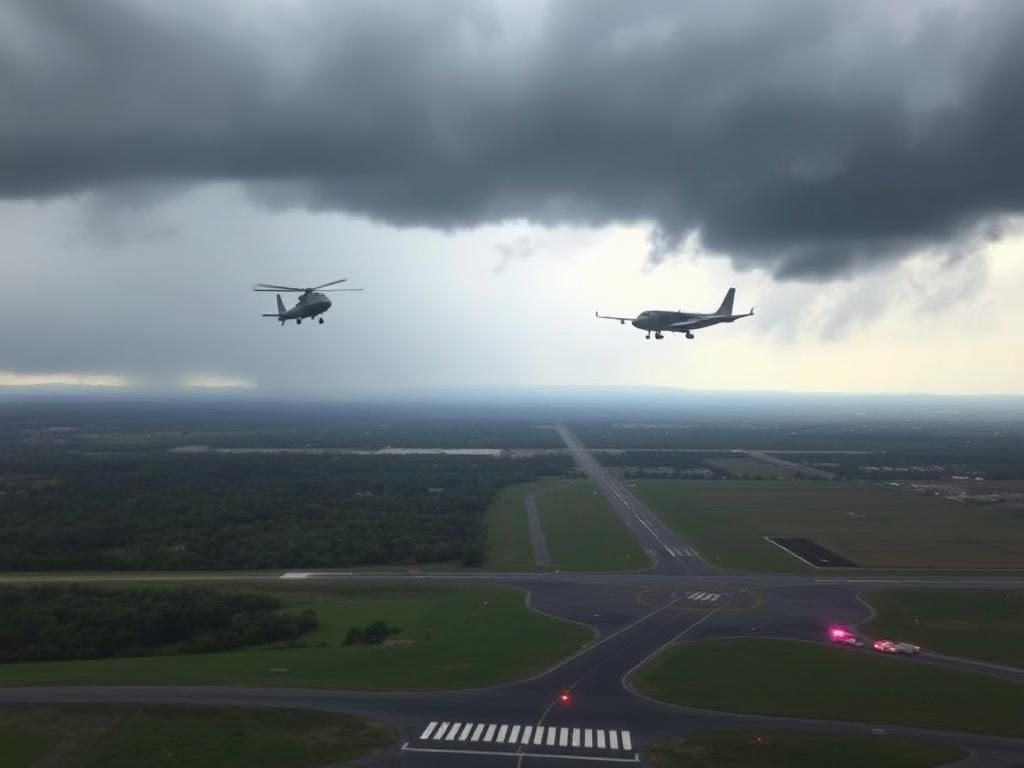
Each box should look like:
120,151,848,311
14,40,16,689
829,627,847,639
559,692,571,704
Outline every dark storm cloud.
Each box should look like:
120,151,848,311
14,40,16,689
3,0,1023,279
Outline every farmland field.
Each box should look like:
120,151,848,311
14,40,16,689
633,479,1024,571
704,457,798,480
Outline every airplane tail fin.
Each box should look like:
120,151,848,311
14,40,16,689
717,288,736,316
276,294,286,315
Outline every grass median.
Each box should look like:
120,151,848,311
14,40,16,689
483,479,651,571
538,481,651,570
0,704,397,768
646,730,964,768
482,480,561,571
632,637,1024,737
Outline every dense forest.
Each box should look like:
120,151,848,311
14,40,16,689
0,585,318,663
0,452,572,570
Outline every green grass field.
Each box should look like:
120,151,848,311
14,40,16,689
632,638,1024,737
862,589,1024,667
646,730,964,768
0,704,396,768
538,482,651,570
0,583,592,690
482,480,557,571
633,479,1024,571
1,721,60,768
483,480,650,571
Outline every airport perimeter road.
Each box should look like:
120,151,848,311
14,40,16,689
555,426,711,575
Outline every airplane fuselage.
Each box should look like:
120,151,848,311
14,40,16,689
631,310,739,332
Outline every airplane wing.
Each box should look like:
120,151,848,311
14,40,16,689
595,311,635,323
664,318,704,331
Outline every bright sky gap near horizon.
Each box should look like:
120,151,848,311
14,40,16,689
2,0,1023,396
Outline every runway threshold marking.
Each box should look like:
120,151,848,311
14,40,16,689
412,721,636,759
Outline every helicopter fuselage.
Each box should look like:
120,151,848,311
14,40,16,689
276,292,332,323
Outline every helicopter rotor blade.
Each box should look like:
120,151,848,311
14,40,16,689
312,278,348,290
321,288,364,292
253,283,305,292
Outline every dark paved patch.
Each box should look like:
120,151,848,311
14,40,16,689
768,537,858,568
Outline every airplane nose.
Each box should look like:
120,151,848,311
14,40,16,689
631,319,640,328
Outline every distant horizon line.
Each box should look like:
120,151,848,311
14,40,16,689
2,384,1023,402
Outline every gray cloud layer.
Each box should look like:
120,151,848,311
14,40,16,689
3,0,1023,278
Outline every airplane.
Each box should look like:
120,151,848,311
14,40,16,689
253,278,363,325
595,287,753,339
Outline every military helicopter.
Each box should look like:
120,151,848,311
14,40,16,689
253,278,363,325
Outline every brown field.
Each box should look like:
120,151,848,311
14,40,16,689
705,457,798,480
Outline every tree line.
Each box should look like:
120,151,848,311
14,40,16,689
0,585,318,663
0,452,572,570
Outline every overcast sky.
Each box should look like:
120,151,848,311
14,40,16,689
3,0,1022,396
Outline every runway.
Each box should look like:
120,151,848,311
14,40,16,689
3,430,1024,766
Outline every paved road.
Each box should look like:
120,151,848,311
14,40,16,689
4,433,1024,766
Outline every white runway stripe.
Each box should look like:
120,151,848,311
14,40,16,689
418,721,640,755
